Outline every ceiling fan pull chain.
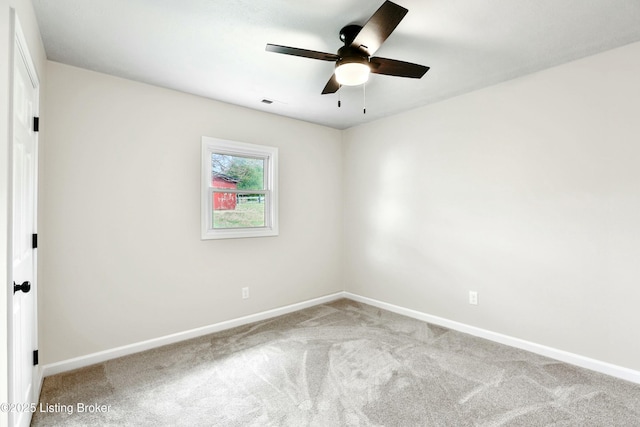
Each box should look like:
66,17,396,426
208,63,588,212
338,91,341,108
363,83,367,114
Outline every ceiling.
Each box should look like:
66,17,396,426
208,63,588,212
32,0,640,130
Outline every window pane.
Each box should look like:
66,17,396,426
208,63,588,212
211,153,264,191
212,192,266,228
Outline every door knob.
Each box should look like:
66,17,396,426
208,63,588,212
13,281,31,294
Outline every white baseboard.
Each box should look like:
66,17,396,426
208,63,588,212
41,292,346,377
42,290,640,385
35,366,44,399
344,292,640,384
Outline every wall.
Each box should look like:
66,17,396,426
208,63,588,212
343,41,640,372
40,62,343,364
1,0,46,425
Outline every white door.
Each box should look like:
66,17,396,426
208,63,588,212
10,14,39,427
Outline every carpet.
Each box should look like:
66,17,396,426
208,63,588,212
32,299,640,426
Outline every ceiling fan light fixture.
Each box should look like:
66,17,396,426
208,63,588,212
335,58,370,86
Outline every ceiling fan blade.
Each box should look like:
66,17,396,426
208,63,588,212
266,44,339,61
350,1,408,56
370,57,429,78
321,74,340,94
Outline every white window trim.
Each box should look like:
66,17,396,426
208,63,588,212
201,137,278,240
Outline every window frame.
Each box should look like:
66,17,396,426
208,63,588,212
201,137,278,240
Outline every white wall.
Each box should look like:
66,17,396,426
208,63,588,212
343,40,640,372
1,1,46,425
40,62,343,364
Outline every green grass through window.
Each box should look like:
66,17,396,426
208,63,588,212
213,202,265,229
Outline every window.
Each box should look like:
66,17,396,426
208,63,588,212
201,137,278,239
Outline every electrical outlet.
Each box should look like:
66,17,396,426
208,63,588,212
242,287,249,299
469,291,478,305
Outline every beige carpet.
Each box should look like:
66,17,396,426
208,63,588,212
32,299,640,426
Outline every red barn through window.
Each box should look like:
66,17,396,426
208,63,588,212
212,174,239,210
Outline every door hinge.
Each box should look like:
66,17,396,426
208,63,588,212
33,350,39,366
32,233,38,249
33,116,39,132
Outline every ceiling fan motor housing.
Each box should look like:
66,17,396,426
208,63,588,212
337,46,370,64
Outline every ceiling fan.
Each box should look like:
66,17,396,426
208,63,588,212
266,0,429,95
